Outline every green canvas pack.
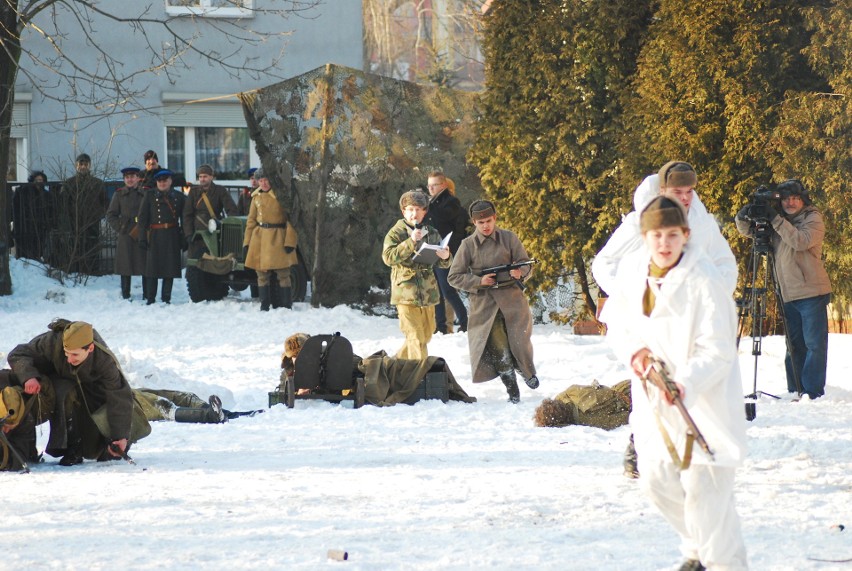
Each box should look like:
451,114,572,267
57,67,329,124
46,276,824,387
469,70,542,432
559,380,632,430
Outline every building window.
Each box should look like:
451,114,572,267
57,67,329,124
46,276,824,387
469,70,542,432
167,127,251,182
165,0,253,18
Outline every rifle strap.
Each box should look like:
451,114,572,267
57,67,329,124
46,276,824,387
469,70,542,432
200,192,217,220
642,378,694,470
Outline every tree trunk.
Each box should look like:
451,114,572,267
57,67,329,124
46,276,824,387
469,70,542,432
0,6,23,295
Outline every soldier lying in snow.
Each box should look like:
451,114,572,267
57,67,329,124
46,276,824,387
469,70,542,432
279,333,475,406
533,380,631,430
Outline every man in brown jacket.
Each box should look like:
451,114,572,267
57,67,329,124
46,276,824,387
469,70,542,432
183,164,238,256
243,168,298,311
448,200,539,403
5,320,147,466
736,179,832,399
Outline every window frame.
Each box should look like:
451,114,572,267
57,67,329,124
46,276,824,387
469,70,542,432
165,0,253,19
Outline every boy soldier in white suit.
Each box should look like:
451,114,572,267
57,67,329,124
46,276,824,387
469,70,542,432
448,200,539,403
600,196,748,571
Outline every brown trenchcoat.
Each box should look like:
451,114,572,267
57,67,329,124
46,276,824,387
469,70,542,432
243,189,298,271
448,227,536,383
106,185,146,276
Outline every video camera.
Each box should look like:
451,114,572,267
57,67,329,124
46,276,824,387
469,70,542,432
743,186,780,254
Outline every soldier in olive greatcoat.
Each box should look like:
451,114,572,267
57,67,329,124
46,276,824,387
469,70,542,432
106,166,147,300
58,153,107,274
5,320,147,466
183,164,238,257
137,169,186,305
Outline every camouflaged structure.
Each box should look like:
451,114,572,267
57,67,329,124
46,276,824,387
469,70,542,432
239,64,481,307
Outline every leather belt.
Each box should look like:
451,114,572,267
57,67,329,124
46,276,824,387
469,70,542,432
150,223,177,230
258,222,286,229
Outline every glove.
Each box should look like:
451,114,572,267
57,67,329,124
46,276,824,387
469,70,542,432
138,239,148,250
284,246,295,254
764,204,779,222
243,245,249,259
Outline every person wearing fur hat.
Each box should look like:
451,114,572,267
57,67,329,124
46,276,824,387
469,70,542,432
735,180,832,399
5,319,148,466
600,195,748,571
182,163,238,255
382,190,451,359
242,168,299,311
448,199,539,403
593,161,737,301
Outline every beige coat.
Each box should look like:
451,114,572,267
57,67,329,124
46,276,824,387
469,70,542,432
736,205,832,302
448,228,536,383
243,189,298,271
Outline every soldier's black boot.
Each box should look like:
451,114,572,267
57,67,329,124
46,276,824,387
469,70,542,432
174,403,224,424
161,278,174,304
280,286,292,309
525,375,540,389
500,371,520,404
144,277,158,305
120,275,132,300
59,415,84,466
258,286,271,311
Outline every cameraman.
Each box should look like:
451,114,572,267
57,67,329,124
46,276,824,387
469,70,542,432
735,180,832,399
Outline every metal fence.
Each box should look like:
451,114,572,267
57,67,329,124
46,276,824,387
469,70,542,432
5,181,246,277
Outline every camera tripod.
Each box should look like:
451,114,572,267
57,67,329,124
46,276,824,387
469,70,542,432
736,240,804,419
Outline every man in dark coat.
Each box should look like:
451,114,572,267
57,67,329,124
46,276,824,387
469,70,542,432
183,164,238,256
448,200,539,403
137,169,186,304
106,166,147,300
6,320,147,466
58,153,107,274
237,167,258,215
423,170,469,334
12,170,50,261
140,149,161,190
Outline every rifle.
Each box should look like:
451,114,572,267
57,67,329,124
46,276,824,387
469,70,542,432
108,442,137,465
641,356,715,468
0,412,31,473
475,259,537,289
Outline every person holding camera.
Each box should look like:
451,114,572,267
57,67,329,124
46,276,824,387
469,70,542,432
735,180,832,399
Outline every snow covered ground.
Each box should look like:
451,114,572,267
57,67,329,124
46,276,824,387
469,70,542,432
1,258,850,570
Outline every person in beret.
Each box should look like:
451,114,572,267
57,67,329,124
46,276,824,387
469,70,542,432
106,166,147,300
5,319,148,466
448,199,538,404
382,190,451,359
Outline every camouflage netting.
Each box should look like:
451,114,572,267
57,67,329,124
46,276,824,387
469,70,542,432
239,64,482,307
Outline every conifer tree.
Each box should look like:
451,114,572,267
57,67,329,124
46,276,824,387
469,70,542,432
470,0,652,318
625,0,826,254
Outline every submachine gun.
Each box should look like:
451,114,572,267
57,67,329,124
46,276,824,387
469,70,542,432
641,356,715,469
475,259,537,289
